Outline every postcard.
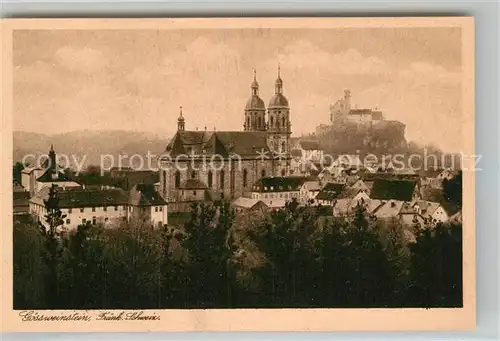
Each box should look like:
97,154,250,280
1,17,475,332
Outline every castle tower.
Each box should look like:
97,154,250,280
177,106,185,131
244,70,267,131
267,65,292,175
344,89,351,111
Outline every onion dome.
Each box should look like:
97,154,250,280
245,70,266,110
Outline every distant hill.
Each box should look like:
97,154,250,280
13,130,173,169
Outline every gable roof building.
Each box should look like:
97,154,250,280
315,183,345,203
252,176,308,193
164,130,272,160
370,179,419,202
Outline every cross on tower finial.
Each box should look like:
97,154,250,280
278,63,281,78
180,106,183,117
253,69,257,81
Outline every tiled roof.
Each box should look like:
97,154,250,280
164,131,271,158
179,178,208,189
232,197,261,209
372,200,405,218
414,200,441,218
420,186,444,202
129,184,167,206
349,109,373,116
117,171,159,190
370,179,417,202
30,186,129,208
36,169,72,183
301,181,322,191
252,176,308,192
337,187,362,199
315,183,345,201
362,173,417,182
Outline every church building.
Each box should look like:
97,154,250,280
159,67,293,205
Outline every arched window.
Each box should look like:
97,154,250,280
282,116,285,127
247,117,250,128
220,170,225,189
191,170,196,179
270,116,274,127
281,141,286,152
163,170,167,191
207,170,213,188
261,169,266,179
175,171,181,188
258,116,261,128
281,169,286,176
243,169,248,187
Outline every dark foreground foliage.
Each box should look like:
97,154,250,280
14,198,462,309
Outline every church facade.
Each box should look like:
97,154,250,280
159,67,293,203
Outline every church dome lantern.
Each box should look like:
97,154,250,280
244,70,267,131
268,65,289,109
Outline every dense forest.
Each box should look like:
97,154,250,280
14,187,462,309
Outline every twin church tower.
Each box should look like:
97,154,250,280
164,66,292,202
243,66,292,154
177,66,292,154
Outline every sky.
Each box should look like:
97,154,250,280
13,27,463,151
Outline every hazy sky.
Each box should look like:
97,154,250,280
14,28,463,151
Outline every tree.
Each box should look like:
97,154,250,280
182,200,235,308
443,171,462,208
407,223,463,307
39,184,67,308
249,199,319,307
13,161,25,184
13,217,47,308
59,222,108,308
342,204,395,307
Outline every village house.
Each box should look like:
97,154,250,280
249,176,307,201
369,178,421,203
350,179,373,195
332,189,371,217
412,200,450,224
293,140,323,161
299,180,322,204
419,168,458,189
30,186,129,230
29,184,168,231
21,145,81,197
232,197,269,213
314,183,345,206
128,184,168,226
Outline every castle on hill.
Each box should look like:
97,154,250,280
329,89,384,125
316,90,407,153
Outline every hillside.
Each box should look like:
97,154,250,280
315,120,408,156
13,130,173,169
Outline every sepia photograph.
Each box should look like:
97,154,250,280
1,18,475,332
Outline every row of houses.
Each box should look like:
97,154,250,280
231,171,461,228
27,183,168,230
14,146,168,230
